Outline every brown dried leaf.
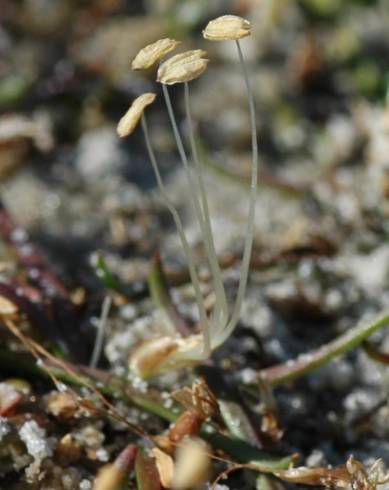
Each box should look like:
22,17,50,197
172,378,220,420
168,411,202,443
151,448,174,488
153,435,175,455
273,456,389,489
274,465,350,488
257,378,283,442
0,382,23,416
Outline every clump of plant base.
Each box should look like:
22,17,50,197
117,15,258,378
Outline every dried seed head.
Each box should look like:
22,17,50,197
117,93,156,138
157,50,209,85
203,15,251,41
129,336,180,378
128,335,203,378
132,38,181,70
172,438,211,490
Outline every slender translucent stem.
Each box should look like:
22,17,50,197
215,40,258,346
163,84,225,352
90,295,112,368
184,82,228,335
162,84,204,220
141,114,211,358
259,310,389,385
162,85,220,260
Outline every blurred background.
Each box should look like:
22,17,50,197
1,0,389,280
2,0,389,335
1,0,389,482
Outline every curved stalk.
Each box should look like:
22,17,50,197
184,82,229,335
162,84,226,354
215,40,258,345
259,310,389,385
162,84,205,227
89,295,112,368
141,114,211,358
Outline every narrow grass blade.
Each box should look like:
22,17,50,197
147,251,192,336
93,252,147,299
93,252,125,293
205,432,295,472
259,310,389,385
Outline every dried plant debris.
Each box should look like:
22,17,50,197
172,378,220,421
93,444,137,490
151,447,174,488
273,456,389,490
0,113,53,177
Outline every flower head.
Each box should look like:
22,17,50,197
117,93,156,138
203,15,251,41
157,50,209,85
132,38,181,71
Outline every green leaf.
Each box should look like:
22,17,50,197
259,310,389,385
